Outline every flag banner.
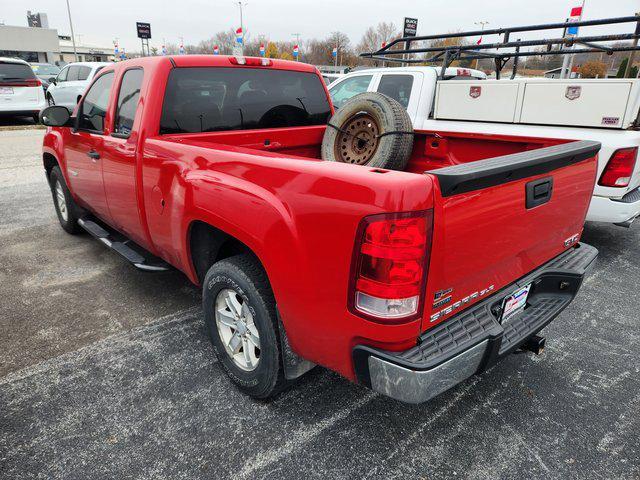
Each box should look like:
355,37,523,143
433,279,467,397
332,47,337,57
213,45,219,55
259,43,265,56
293,45,299,58
236,28,243,45
567,6,583,35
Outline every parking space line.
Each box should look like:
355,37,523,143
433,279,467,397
0,306,202,386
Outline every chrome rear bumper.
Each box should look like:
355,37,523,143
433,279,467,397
353,243,598,404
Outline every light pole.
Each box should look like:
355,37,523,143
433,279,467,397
65,0,78,62
235,2,248,42
474,21,489,70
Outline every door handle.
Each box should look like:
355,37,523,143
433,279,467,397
87,150,100,160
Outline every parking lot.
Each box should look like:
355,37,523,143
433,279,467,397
0,128,639,479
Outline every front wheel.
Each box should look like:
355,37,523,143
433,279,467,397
49,166,81,234
203,254,288,399
47,94,55,106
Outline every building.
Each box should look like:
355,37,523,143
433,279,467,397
0,24,59,63
57,36,114,64
0,12,113,65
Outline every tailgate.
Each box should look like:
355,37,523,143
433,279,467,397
422,140,600,332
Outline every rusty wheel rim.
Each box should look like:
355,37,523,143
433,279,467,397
334,113,380,165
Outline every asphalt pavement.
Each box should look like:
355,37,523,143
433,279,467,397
0,129,638,479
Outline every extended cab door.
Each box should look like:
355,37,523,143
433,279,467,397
100,68,149,247
64,70,114,222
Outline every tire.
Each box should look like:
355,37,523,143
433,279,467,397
321,92,414,171
47,94,55,106
49,166,82,234
32,114,39,124
203,254,288,399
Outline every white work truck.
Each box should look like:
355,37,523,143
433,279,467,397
328,66,640,227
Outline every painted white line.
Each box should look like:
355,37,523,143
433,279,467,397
237,390,377,479
0,306,201,386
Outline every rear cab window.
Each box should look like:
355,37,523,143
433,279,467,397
160,67,331,134
328,75,373,109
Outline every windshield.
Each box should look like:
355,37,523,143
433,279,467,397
160,67,331,134
31,64,61,76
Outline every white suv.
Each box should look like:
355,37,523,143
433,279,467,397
0,57,46,122
46,62,110,112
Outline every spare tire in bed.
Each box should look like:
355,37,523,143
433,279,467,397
321,92,414,171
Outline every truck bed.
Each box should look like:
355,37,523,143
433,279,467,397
156,126,598,334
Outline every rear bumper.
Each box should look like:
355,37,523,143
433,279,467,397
353,243,598,404
587,188,640,225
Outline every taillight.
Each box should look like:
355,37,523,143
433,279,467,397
599,147,637,187
228,56,272,67
0,78,41,87
349,210,433,322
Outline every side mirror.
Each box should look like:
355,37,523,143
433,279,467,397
48,77,57,85
40,106,72,127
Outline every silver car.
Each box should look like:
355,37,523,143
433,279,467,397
46,62,110,112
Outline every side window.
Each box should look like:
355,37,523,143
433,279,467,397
377,75,414,108
77,66,92,81
78,72,114,133
114,69,143,137
328,75,372,109
67,66,80,81
57,66,69,82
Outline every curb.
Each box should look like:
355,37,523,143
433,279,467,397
0,125,46,131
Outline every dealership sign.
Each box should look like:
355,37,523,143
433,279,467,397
136,22,151,39
403,17,418,37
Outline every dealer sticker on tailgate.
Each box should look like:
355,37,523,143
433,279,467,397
501,284,531,323
0,87,14,95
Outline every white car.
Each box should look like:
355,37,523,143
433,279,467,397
46,62,110,112
328,66,640,227
0,57,46,122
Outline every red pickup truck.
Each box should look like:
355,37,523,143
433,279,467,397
40,55,598,403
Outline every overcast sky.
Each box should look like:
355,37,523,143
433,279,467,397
1,0,639,51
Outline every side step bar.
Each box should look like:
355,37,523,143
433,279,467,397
78,217,171,272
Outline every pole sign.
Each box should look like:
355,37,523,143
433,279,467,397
332,47,337,58
567,7,582,36
259,43,265,56
213,45,220,55
136,22,152,39
293,45,299,58
403,17,418,38
236,28,243,45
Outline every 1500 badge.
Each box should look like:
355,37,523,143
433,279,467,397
430,284,495,323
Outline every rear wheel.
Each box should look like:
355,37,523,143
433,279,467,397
49,166,81,234
203,254,288,399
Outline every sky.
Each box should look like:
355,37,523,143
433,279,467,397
0,0,639,51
